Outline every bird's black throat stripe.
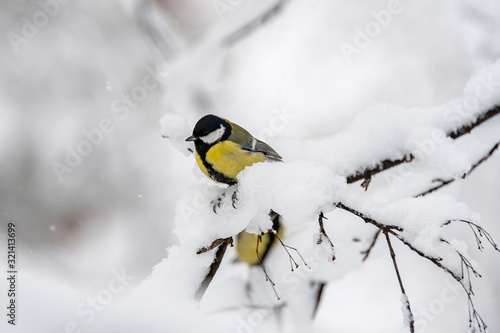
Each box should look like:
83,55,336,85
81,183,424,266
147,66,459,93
195,141,237,185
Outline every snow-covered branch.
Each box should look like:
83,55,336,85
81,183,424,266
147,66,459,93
153,59,500,330
347,104,500,185
144,3,500,331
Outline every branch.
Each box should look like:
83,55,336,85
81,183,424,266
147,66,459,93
448,105,500,139
384,231,415,333
416,178,455,197
336,202,496,332
416,140,500,197
346,105,500,185
312,282,326,319
337,203,465,283
347,155,413,184
195,237,233,301
449,220,500,252
256,234,280,300
317,212,336,261
468,141,500,175
275,232,310,270
335,203,402,231
223,0,290,47
197,237,233,254
361,229,381,262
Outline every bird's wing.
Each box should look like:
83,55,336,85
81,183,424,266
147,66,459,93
228,121,283,161
242,138,283,161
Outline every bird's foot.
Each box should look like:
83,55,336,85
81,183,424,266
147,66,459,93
231,190,238,209
211,193,225,214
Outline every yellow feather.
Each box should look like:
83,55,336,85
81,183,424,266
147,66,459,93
236,226,284,265
195,150,210,179
236,231,272,265
205,141,265,181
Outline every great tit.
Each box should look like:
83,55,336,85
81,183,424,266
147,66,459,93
186,114,283,265
185,114,282,185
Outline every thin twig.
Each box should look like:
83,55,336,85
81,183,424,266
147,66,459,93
417,141,500,197
197,237,233,254
223,0,291,47
317,212,336,261
384,231,415,333
336,202,494,332
361,177,372,191
312,282,326,319
195,237,233,300
256,234,280,300
361,229,382,262
347,155,414,184
274,233,310,270
468,141,500,175
336,203,403,231
416,178,455,197
448,106,500,139
450,219,500,252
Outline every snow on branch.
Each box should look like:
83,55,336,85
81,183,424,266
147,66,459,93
147,9,500,328
150,73,500,333
335,199,500,332
416,140,500,197
346,104,500,185
194,237,233,301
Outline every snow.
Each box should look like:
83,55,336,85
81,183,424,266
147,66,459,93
400,294,413,328
159,112,192,156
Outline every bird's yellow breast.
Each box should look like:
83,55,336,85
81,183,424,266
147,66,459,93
195,150,211,179
203,141,265,182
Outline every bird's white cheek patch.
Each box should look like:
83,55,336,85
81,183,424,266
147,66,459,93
200,125,226,144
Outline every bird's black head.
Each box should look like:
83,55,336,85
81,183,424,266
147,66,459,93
185,114,231,145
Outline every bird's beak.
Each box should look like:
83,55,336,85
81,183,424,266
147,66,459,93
185,135,197,142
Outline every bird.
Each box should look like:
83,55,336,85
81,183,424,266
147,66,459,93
185,114,283,265
186,115,324,318
185,114,282,185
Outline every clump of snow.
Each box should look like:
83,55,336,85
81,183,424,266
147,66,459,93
462,58,500,120
237,160,348,225
314,232,336,263
160,112,192,156
267,60,500,186
400,294,413,327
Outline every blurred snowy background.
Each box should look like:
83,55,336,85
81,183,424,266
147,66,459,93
0,0,499,332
